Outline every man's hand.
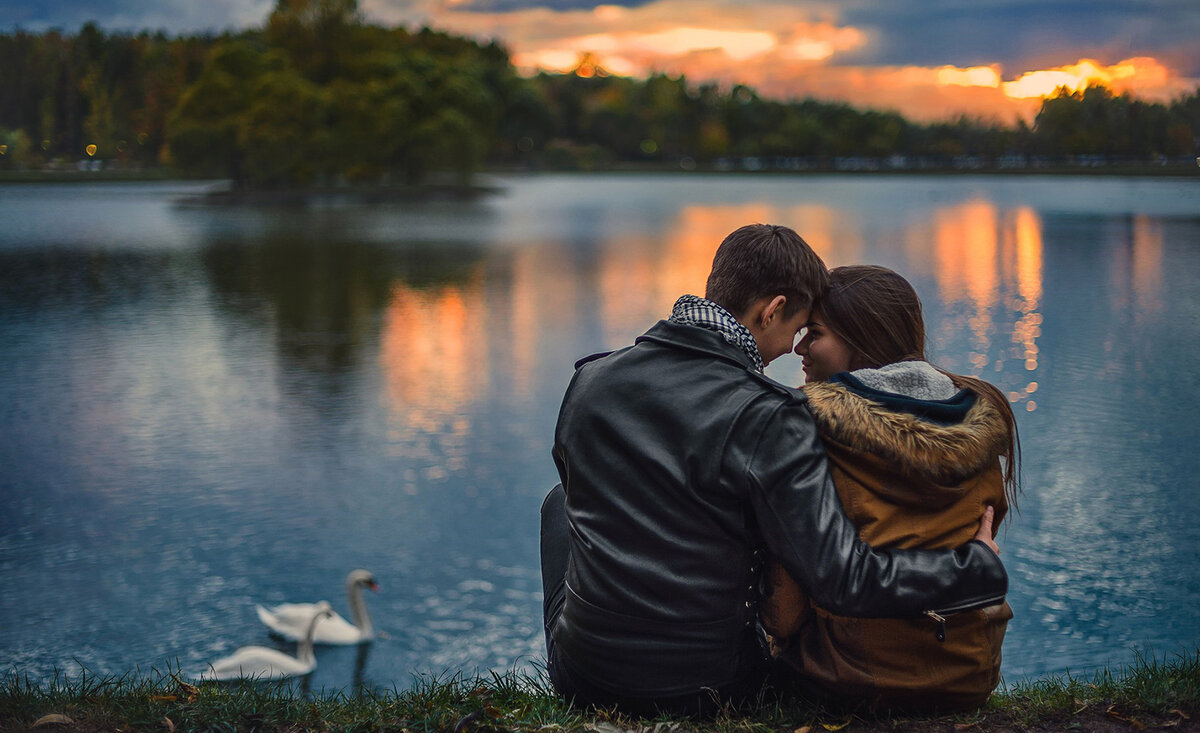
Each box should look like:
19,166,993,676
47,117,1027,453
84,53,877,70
973,506,999,555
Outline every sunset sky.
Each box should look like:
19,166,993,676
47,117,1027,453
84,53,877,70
4,0,1198,122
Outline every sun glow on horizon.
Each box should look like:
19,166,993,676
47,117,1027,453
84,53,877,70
1001,57,1168,99
392,0,1196,123
936,65,1002,88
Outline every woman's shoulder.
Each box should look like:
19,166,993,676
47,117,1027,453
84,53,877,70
803,368,1009,480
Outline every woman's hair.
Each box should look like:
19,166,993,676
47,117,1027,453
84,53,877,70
819,265,1021,504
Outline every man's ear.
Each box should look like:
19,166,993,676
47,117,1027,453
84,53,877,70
759,295,788,327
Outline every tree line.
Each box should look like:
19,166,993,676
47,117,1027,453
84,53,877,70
2,0,1198,188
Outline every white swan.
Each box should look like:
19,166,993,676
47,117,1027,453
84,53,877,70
200,602,333,680
256,569,379,645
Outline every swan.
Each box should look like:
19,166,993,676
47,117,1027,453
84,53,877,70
200,602,333,680
256,569,379,645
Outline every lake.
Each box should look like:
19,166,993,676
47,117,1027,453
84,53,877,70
1,173,1198,693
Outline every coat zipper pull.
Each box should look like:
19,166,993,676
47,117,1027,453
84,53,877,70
924,610,947,642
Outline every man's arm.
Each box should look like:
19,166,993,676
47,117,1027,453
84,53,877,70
740,401,1007,618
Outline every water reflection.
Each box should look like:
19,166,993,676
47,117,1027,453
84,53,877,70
890,201,1047,411
1130,215,1164,319
353,643,371,692
2,177,1199,689
597,205,778,345
381,279,487,486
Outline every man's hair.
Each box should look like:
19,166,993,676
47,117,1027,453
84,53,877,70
704,224,828,319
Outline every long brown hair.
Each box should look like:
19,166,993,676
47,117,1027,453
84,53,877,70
819,265,1021,504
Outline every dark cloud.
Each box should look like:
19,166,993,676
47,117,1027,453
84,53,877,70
5,0,1197,78
0,0,270,34
1,0,106,31
837,0,1200,75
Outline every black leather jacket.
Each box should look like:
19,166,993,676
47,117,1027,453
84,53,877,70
551,320,1008,698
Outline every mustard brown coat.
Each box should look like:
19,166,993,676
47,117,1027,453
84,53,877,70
761,370,1013,712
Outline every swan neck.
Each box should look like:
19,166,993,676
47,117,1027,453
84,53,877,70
348,581,373,635
299,612,323,664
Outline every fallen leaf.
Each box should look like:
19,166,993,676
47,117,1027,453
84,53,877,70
162,716,175,732
150,694,177,702
32,714,74,727
954,723,978,730
793,727,812,733
1170,709,1191,720
1105,704,1146,730
822,720,852,731
171,674,200,703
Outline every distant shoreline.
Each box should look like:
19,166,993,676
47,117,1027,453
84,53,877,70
1,162,1196,188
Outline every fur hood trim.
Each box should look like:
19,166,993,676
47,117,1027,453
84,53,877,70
803,380,1008,484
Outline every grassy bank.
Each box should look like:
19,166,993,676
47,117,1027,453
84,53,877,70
2,651,1197,732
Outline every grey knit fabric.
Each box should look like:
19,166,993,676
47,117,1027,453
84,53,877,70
669,294,765,373
851,360,957,400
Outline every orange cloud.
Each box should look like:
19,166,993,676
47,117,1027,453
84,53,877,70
1001,57,1188,102
937,65,1002,88
361,0,1196,123
511,26,781,75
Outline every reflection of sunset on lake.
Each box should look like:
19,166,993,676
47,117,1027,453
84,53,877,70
376,181,1180,429
934,201,1000,309
597,204,775,346
4,173,1199,690
1008,208,1043,410
595,203,854,347
897,201,1047,409
381,277,487,484
1132,215,1164,318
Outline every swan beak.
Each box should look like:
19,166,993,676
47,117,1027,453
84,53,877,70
368,582,380,592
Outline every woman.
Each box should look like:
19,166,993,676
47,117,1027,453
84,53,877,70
761,265,1019,712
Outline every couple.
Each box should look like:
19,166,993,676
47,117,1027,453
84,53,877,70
540,224,1017,716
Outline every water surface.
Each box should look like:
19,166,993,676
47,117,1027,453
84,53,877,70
2,174,1198,692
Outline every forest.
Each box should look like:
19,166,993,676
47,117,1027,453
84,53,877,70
2,0,1198,188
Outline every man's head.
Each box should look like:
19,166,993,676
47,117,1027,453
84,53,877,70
705,224,829,364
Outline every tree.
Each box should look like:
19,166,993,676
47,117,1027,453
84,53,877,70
266,0,359,83
167,39,274,184
0,127,33,168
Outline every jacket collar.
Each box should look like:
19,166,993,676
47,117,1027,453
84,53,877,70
636,319,759,371
805,379,1006,482
667,295,765,372
832,370,974,425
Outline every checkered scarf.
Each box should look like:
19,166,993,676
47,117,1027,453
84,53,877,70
669,295,765,373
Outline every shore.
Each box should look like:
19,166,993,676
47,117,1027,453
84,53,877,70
2,651,1196,732
1,159,1197,189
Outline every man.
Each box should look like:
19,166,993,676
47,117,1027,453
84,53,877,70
541,224,1006,716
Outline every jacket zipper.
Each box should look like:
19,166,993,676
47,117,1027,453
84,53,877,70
923,594,1007,643
923,610,948,642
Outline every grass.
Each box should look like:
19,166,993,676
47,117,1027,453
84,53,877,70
2,650,1197,732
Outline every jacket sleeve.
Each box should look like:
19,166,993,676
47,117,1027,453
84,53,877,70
735,398,1008,618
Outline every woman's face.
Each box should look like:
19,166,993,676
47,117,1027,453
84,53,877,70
795,308,856,382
